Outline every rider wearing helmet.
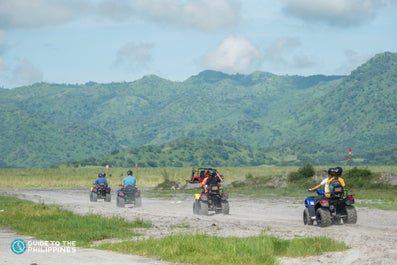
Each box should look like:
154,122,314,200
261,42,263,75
199,169,223,193
309,167,345,198
95,172,108,187
122,170,136,189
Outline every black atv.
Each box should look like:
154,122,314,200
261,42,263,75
193,184,229,215
303,189,357,227
116,185,142,208
90,183,111,202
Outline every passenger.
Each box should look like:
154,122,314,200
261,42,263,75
199,169,222,193
308,167,345,198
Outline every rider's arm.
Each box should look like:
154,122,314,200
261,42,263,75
199,177,208,188
308,183,322,191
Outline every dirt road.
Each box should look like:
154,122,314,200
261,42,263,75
1,188,397,265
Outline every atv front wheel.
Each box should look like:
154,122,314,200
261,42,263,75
303,208,314,225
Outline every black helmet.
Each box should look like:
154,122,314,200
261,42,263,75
327,168,336,175
127,170,133,175
98,173,103,178
207,169,215,177
334,167,343,176
102,172,106,178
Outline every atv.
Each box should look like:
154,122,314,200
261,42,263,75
189,168,207,183
188,167,220,183
193,184,229,215
303,189,357,227
116,185,142,208
90,183,111,202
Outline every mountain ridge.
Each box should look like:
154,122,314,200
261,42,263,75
1,52,396,168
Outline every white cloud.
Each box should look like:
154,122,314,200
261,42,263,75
0,0,90,29
282,0,386,27
202,36,262,74
264,37,301,65
99,0,240,32
114,42,154,72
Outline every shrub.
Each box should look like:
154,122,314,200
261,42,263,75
288,163,315,182
344,167,379,189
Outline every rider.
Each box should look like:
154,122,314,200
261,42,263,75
94,172,108,187
308,167,345,198
121,170,136,189
199,169,222,193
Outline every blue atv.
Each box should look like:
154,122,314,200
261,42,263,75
303,189,357,227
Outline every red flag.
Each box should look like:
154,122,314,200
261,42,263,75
347,149,352,161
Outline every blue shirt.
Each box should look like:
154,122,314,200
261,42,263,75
95,177,108,186
123,175,136,187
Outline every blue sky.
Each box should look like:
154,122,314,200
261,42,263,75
0,0,396,88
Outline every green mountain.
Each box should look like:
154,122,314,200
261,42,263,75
1,52,396,168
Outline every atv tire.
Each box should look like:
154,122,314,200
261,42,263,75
135,197,142,207
198,201,208,215
303,208,314,225
193,201,200,215
222,202,229,215
105,193,111,202
316,208,332,227
344,205,357,224
117,196,125,207
91,192,98,202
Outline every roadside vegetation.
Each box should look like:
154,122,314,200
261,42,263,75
96,233,348,265
0,196,151,247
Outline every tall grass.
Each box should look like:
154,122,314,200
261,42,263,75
0,166,301,188
96,233,348,265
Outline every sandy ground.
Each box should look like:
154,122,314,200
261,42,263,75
1,188,397,265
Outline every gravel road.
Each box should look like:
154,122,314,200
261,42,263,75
1,188,397,265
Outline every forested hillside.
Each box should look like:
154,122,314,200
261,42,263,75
1,52,396,168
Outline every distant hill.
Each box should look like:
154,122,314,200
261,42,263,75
1,52,396,168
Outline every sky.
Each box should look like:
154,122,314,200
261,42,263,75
0,0,396,89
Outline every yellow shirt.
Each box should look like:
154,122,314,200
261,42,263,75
325,177,345,198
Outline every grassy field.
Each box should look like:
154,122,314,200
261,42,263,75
0,165,301,188
1,165,396,188
1,165,396,209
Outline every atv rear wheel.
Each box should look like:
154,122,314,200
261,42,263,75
135,197,142,207
303,208,314,225
316,208,332,227
344,205,357,224
105,193,111,202
117,196,125,207
222,202,229,215
193,201,199,214
198,201,208,215
91,192,98,202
